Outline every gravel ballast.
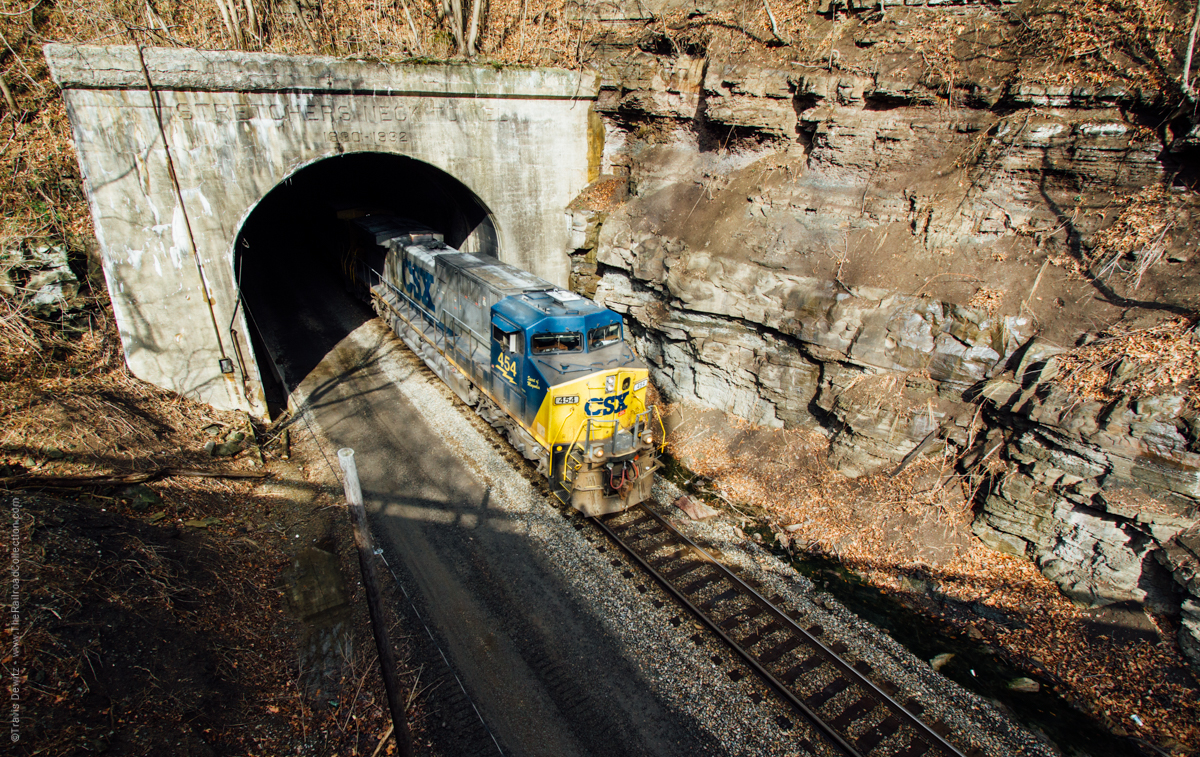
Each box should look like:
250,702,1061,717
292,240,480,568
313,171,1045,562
299,321,1059,756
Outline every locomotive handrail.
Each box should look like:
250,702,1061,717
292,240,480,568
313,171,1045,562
443,310,487,346
562,420,591,496
632,408,653,440
374,285,457,364
380,274,443,332
585,417,620,448
653,405,668,452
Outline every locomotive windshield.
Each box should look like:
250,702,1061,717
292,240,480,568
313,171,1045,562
588,323,621,350
531,332,582,354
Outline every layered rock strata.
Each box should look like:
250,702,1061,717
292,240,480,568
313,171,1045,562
974,348,1200,668
577,48,1200,667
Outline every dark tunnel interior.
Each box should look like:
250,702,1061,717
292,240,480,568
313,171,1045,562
234,152,498,417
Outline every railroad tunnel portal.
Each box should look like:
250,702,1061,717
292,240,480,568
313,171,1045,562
236,152,500,415
45,43,600,416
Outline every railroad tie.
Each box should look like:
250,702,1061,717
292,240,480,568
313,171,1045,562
777,653,824,686
664,560,707,581
635,529,675,553
756,634,804,665
625,524,665,544
736,619,783,648
804,677,850,709
889,738,935,757
680,570,723,595
648,545,687,569
614,513,653,533
718,604,765,631
827,695,876,730
698,587,740,612
854,715,902,754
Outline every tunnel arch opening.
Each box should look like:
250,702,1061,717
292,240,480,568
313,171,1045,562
233,152,500,417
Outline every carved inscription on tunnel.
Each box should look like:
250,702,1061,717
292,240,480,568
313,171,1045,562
173,97,518,144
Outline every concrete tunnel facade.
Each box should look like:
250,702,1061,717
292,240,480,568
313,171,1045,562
45,44,601,417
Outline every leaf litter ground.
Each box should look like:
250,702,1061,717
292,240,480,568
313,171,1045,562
665,404,1200,756
0,310,436,756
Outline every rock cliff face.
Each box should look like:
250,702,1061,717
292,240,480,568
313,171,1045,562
976,355,1197,605
974,347,1200,662
573,45,1200,668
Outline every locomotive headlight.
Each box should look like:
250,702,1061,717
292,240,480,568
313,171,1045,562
605,375,616,393
641,433,654,447
591,446,606,460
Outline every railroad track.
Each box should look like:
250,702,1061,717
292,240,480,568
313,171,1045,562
594,503,971,757
405,339,970,756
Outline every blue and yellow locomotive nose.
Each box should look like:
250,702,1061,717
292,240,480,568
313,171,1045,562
543,368,653,456
543,362,658,516
488,292,658,516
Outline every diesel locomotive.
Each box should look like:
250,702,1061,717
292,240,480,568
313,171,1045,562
340,213,659,516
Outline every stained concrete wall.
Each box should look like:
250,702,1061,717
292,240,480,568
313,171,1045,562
45,44,599,415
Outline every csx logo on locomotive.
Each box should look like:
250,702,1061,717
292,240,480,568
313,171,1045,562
586,391,629,417
403,259,435,309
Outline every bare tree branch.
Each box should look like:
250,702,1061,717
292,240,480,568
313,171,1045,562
1184,0,1200,101
0,74,17,115
762,0,789,46
397,0,424,54
212,0,245,50
243,0,261,47
142,2,186,46
288,0,321,52
0,0,40,17
516,0,527,58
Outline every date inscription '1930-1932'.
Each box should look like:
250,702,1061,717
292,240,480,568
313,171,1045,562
326,130,408,145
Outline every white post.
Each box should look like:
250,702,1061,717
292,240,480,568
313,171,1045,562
337,448,413,757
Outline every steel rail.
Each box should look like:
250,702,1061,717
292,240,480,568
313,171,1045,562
593,503,968,757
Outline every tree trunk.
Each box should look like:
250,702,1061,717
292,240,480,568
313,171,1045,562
443,0,466,56
465,0,485,57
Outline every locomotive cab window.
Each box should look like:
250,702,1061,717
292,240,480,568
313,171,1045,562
588,323,622,351
531,332,582,354
492,322,523,354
